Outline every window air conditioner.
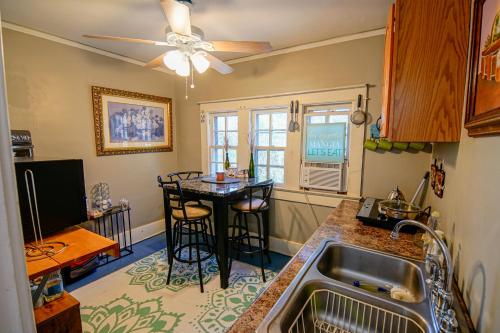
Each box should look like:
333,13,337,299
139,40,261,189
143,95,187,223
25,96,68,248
300,162,345,191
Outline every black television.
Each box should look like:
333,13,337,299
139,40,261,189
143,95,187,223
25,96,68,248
15,158,87,242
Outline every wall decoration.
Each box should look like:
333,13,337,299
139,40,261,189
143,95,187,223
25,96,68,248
434,164,446,198
465,0,500,136
430,159,438,190
92,86,173,155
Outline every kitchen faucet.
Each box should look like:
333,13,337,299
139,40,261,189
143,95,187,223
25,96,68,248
391,219,458,333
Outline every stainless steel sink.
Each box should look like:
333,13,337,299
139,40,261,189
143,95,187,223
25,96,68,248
316,244,426,303
257,240,437,333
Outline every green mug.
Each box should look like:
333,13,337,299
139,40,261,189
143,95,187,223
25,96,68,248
393,142,409,150
409,142,426,150
364,139,378,151
378,140,393,151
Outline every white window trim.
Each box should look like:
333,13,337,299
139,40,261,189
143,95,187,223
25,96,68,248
200,87,366,198
252,108,288,184
208,112,238,173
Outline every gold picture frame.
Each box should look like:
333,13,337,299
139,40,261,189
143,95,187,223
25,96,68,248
92,86,173,156
465,0,500,137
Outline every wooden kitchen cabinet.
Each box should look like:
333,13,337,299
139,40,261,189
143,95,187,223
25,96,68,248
380,0,471,142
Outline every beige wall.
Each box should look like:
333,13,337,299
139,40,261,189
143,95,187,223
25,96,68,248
3,29,177,229
174,35,430,242
175,35,430,199
427,136,500,332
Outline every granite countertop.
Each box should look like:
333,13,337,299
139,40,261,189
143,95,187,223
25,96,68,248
229,199,475,333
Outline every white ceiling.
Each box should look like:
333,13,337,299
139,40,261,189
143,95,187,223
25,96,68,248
0,0,391,62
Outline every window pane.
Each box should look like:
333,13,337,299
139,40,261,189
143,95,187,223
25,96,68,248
211,148,224,162
228,149,237,164
257,166,267,179
227,116,238,131
329,115,349,123
257,131,270,146
256,149,268,165
309,116,326,124
270,167,284,183
269,150,285,166
214,131,225,145
271,131,287,147
215,116,225,131
211,163,224,173
257,114,270,130
227,131,238,146
271,113,287,130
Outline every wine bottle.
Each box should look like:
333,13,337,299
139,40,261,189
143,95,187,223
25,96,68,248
248,152,255,178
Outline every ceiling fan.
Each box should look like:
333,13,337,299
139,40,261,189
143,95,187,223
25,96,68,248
83,0,272,77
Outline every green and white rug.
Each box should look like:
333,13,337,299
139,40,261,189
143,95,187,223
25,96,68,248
71,249,276,333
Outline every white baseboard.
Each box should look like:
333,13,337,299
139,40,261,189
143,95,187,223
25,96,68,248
130,219,303,257
267,236,303,256
131,219,165,244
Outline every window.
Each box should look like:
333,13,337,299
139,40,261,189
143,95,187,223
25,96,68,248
253,110,288,184
209,113,238,174
304,104,351,164
200,87,367,197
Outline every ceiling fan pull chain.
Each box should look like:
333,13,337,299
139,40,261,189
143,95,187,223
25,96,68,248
190,63,195,89
185,76,188,100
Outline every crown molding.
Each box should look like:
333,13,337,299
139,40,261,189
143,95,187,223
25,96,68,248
1,21,174,75
1,21,385,71
226,28,386,65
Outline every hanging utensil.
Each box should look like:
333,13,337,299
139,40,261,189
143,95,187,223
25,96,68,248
411,171,430,205
288,100,295,132
350,94,366,125
293,100,300,132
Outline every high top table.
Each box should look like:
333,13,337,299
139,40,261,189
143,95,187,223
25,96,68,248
162,176,272,289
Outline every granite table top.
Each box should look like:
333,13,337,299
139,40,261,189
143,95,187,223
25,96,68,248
228,199,475,332
165,176,271,197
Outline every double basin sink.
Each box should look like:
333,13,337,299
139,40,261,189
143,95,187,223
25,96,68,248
257,240,437,333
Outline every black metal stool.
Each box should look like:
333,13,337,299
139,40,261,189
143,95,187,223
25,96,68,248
158,176,217,293
229,179,273,282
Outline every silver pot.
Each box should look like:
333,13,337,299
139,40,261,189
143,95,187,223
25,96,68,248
378,199,421,219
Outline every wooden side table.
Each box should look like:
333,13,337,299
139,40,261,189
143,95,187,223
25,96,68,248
35,292,82,333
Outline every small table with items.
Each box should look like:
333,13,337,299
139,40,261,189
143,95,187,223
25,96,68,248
92,206,134,265
161,176,273,289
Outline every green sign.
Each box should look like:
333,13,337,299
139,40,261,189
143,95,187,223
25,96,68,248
305,122,346,163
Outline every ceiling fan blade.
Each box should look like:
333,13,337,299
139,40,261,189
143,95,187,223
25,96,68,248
205,53,234,75
144,53,167,68
83,34,169,46
209,41,272,53
160,0,192,36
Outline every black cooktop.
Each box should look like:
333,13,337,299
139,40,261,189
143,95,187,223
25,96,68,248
356,197,420,234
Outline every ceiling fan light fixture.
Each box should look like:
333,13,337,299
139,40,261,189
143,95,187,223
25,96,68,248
163,50,182,71
175,53,190,77
190,51,210,74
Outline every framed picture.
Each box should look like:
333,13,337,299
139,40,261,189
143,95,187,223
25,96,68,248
92,86,173,156
465,0,500,137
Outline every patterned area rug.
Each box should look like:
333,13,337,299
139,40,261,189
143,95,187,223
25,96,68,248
71,249,275,333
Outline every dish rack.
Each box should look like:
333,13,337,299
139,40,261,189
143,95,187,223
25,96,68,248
288,289,425,333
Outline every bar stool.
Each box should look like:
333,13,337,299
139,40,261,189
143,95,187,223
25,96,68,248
167,171,203,206
229,179,273,282
158,176,217,293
